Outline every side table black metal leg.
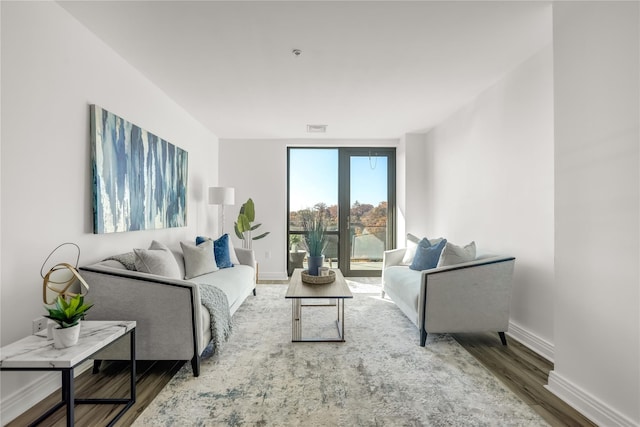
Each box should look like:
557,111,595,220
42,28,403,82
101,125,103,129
130,329,136,402
63,368,74,426
106,329,137,427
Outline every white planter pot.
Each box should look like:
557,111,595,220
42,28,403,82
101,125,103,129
46,320,56,340
52,323,80,349
242,231,252,249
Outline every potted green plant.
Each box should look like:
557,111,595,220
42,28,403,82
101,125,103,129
301,209,328,275
289,233,302,252
44,294,93,349
234,198,270,249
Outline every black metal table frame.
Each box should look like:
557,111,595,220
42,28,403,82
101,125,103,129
1,329,136,427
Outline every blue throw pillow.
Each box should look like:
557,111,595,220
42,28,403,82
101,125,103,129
417,237,431,249
410,239,447,271
196,234,234,269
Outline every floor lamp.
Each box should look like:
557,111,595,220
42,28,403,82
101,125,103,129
209,187,235,236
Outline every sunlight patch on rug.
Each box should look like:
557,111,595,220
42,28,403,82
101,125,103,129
133,284,548,426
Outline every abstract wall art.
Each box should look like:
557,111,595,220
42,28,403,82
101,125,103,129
90,105,188,234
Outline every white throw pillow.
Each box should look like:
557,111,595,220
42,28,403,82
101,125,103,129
134,240,182,279
180,240,219,279
227,237,241,266
406,233,421,244
437,241,476,267
401,233,421,265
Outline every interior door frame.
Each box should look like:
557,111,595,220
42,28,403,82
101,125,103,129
338,147,396,277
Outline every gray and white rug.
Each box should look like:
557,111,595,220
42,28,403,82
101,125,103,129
133,284,548,426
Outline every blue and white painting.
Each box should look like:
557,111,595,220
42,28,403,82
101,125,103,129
90,105,188,234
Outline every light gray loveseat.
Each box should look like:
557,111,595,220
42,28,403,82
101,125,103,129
382,234,515,346
80,243,256,376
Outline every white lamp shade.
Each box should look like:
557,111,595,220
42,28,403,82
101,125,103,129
208,187,235,205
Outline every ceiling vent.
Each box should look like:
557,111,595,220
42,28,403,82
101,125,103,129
307,124,327,133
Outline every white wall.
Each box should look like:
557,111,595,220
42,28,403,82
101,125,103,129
399,134,430,239
422,45,556,358
219,139,398,280
550,2,639,426
0,2,219,423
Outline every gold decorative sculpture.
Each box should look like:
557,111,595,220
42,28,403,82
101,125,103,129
41,243,89,305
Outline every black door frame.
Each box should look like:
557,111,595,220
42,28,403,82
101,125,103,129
287,147,396,277
338,147,396,277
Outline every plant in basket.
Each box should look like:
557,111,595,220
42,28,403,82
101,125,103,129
301,208,328,275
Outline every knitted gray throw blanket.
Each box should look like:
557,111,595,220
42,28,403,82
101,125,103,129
198,283,232,353
103,252,137,271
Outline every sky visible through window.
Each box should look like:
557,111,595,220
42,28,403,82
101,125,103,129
289,149,387,211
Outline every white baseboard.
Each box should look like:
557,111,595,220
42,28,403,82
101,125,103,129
258,271,288,281
1,360,92,424
507,320,554,362
546,370,637,427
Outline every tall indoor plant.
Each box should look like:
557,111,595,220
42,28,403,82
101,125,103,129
301,209,328,275
234,198,270,249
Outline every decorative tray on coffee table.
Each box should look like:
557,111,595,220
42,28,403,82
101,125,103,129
301,269,335,284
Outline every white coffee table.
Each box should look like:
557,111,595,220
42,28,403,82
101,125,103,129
0,320,136,426
285,268,353,342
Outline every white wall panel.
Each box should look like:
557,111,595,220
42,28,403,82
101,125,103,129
551,2,639,425
0,2,218,422
422,45,555,352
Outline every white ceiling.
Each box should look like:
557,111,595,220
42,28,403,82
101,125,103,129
59,1,552,139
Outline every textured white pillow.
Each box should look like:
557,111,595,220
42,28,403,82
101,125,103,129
227,237,241,266
134,240,181,279
400,234,421,265
437,241,476,267
406,233,421,244
180,240,218,279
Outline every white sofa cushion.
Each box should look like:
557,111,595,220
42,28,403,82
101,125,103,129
383,265,423,325
401,233,421,265
134,240,181,279
181,240,219,279
227,238,241,265
437,241,476,267
186,264,255,315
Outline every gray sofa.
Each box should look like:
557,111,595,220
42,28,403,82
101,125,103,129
80,245,256,376
382,235,515,346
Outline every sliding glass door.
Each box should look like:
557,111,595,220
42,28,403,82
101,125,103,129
288,147,395,277
339,148,395,276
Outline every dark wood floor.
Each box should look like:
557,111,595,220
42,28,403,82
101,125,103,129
8,332,596,427
452,332,596,427
7,359,184,427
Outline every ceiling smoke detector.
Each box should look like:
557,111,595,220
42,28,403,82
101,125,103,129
307,124,327,133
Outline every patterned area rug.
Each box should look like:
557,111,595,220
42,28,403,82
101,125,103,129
133,284,548,426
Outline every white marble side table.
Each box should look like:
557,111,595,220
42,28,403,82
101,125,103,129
0,320,136,426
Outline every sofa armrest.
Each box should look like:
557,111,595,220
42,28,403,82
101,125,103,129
383,248,406,268
418,256,516,335
235,248,256,270
79,264,204,361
